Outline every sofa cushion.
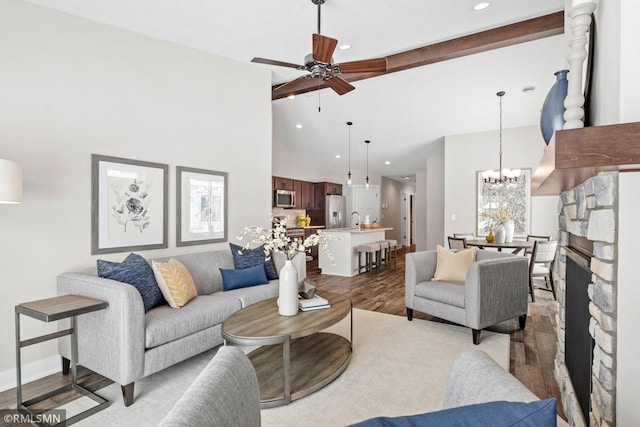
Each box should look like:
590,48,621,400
433,245,478,283
145,294,241,348
97,253,164,312
415,281,466,308
229,243,279,280
349,398,557,427
152,259,198,308
168,251,235,295
220,265,268,291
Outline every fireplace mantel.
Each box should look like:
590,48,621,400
532,122,640,195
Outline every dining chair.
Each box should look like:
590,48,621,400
528,240,558,302
447,236,467,251
525,234,551,256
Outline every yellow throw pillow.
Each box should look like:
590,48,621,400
433,245,478,283
151,259,197,308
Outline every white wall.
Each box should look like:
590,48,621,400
425,140,445,251
380,177,415,244
0,0,272,386
444,126,559,242
414,172,427,251
616,171,640,426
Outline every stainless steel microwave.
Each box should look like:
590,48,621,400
274,190,296,208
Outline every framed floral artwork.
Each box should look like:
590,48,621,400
176,166,227,246
91,154,168,254
476,168,531,238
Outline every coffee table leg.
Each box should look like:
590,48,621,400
283,337,291,404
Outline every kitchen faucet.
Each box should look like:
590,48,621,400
351,211,360,229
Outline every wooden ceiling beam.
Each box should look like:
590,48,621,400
271,11,564,100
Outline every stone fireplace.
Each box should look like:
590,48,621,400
555,172,617,427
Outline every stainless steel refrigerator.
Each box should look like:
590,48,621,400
325,195,346,228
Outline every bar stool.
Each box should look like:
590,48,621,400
377,240,390,271
385,239,398,269
357,242,381,276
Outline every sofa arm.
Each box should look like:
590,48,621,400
57,272,146,386
444,350,538,408
464,255,529,330
405,251,437,309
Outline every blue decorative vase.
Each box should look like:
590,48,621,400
540,70,569,145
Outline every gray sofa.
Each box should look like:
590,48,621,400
57,248,305,406
405,249,529,344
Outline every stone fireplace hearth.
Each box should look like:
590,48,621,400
555,172,617,427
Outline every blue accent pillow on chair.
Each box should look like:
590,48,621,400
97,253,165,312
348,399,557,427
220,265,269,291
229,243,279,280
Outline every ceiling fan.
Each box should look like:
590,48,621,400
251,0,387,96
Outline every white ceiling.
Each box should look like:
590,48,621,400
26,0,567,181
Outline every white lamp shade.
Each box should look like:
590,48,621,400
0,159,23,204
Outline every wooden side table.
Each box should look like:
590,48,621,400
15,295,109,426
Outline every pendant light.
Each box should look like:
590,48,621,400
346,122,353,185
482,91,520,185
364,140,370,189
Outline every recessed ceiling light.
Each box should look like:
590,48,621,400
295,124,303,129
473,2,491,11
335,154,341,159
522,85,536,94
287,94,296,100
338,44,351,50
403,176,410,180
385,161,391,165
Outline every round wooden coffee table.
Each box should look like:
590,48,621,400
221,292,352,408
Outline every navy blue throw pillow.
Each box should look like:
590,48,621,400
348,399,557,427
97,253,165,312
220,265,269,291
229,243,278,280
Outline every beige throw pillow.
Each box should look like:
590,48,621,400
152,259,197,308
432,245,478,283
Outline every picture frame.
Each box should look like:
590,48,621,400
476,169,531,238
176,166,228,246
91,154,168,255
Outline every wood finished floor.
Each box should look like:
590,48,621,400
0,245,565,422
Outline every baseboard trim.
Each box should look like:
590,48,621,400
0,355,60,392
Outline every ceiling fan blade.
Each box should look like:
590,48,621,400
312,33,338,64
338,58,388,74
273,76,314,96
251,57,304,70
325,76,355,96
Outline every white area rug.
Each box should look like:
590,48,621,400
76,309,509,426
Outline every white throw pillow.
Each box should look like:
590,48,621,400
433,245,478,282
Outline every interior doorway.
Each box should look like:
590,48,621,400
401,192,414,247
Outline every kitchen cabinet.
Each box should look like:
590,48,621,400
300,181,315,209
313,182,342,210
273,176,294,191
293,180,303,208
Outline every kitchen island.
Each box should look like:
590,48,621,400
318,227,393,277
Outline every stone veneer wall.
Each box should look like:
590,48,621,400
555,172,617,427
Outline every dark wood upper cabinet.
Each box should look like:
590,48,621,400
300,181,315,209
293,179,302,209
313,182,342,210
273,176,294,191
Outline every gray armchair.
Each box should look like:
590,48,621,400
405,249,529,344
159,346,261,427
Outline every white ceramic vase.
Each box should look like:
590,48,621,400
278,259,299,316
494,225,506,244
504,220,515,243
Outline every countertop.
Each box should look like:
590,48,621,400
323,227,393,233
286,225,326,230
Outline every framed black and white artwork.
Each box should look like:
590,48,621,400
91,154,168,254
176,166,227,246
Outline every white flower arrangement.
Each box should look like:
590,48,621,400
236,215,339,265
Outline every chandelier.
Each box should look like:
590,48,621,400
482,91,520,185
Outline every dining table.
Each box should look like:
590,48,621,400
465,239,533,255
